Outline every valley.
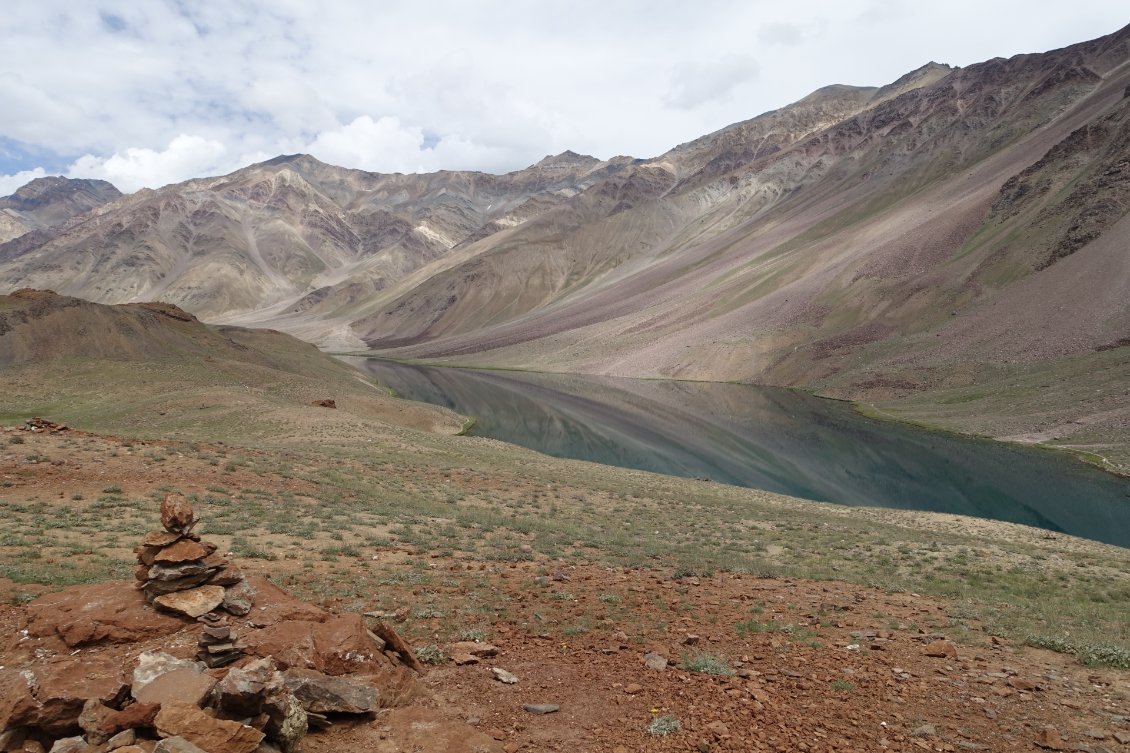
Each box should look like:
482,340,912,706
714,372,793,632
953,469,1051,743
2,19,1130,753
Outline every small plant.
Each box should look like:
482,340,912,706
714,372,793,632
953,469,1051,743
9,436,24,445
647,715,681,736
102,484,123,494
830,679,855,692
415,644,447,665
1024,634,1130,668
598,593,621,603
71,493,84,501
458,627,488,642
681,651,733,676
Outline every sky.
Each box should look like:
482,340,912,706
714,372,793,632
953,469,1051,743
0,1,1125,195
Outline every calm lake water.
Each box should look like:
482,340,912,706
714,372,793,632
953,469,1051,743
354,359,1130,548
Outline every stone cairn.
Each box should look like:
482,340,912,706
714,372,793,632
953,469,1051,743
135,494,251,666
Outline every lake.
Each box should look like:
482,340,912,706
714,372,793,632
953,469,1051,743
353,359,1130,548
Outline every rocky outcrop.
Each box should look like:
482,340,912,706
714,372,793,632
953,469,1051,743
2,498,428,752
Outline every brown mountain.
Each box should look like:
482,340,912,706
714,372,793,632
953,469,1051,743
0,176,122,244
1,25,1128,454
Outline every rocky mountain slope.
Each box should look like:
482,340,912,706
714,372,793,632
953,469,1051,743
0,26,1127,427
0,176,121,244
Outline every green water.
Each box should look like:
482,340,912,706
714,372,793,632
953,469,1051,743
356,359,1130,548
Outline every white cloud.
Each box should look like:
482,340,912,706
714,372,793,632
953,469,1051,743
0,168,47,197
67,135,229,193
0,1,1125,190
306,116,516,175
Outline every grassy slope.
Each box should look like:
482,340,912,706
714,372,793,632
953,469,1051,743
1,298,1128,668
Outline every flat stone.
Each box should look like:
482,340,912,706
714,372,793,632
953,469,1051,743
912,724,937,737
153,586,225,618
142,572,216,597
522,704,559,715
201,625,232,641
25,581,183,647
282,668,377,714
451,653,479,666
491,668,518,685
147,562,214,581
154,540,208,564
106,729,137,749
142,531,183,548
47,737,87,753
134,668,216,708
154,702,263,753
1114,731,1130,745
624,683,642,694
132,652,203,694
644,653,668,671
153,737,209,753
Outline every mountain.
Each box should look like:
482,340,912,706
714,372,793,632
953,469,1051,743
0,25,1128,451
0,176,121,244
0,288,460,437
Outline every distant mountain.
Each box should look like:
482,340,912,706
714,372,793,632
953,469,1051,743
0,24,1127,423
0,176,121,243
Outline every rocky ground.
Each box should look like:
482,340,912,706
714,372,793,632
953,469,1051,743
1,427,1129,753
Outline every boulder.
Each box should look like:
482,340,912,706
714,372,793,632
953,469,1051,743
282,668,378,714
243,614,386,676
212,659,307,753
0,657,129,736
153,586,225,618
213,658,282,717
25,582,184,647
154,703,263,753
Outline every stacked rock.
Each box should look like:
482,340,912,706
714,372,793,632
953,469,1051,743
197,613,245,668
135,493,253,620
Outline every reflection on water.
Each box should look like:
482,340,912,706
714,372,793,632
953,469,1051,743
352,359,1130,548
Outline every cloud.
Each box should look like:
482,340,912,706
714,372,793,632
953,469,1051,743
0,1,1125,190
306,116,514,175
0,168,48,197
67,135,229,192
666,57,760,110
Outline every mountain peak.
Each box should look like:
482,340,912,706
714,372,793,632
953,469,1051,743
4,176,120,203
533,150,600,169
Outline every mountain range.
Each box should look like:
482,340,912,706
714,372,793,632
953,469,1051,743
1,24,1128,458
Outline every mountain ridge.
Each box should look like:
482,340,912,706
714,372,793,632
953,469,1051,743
1,24,1128,456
